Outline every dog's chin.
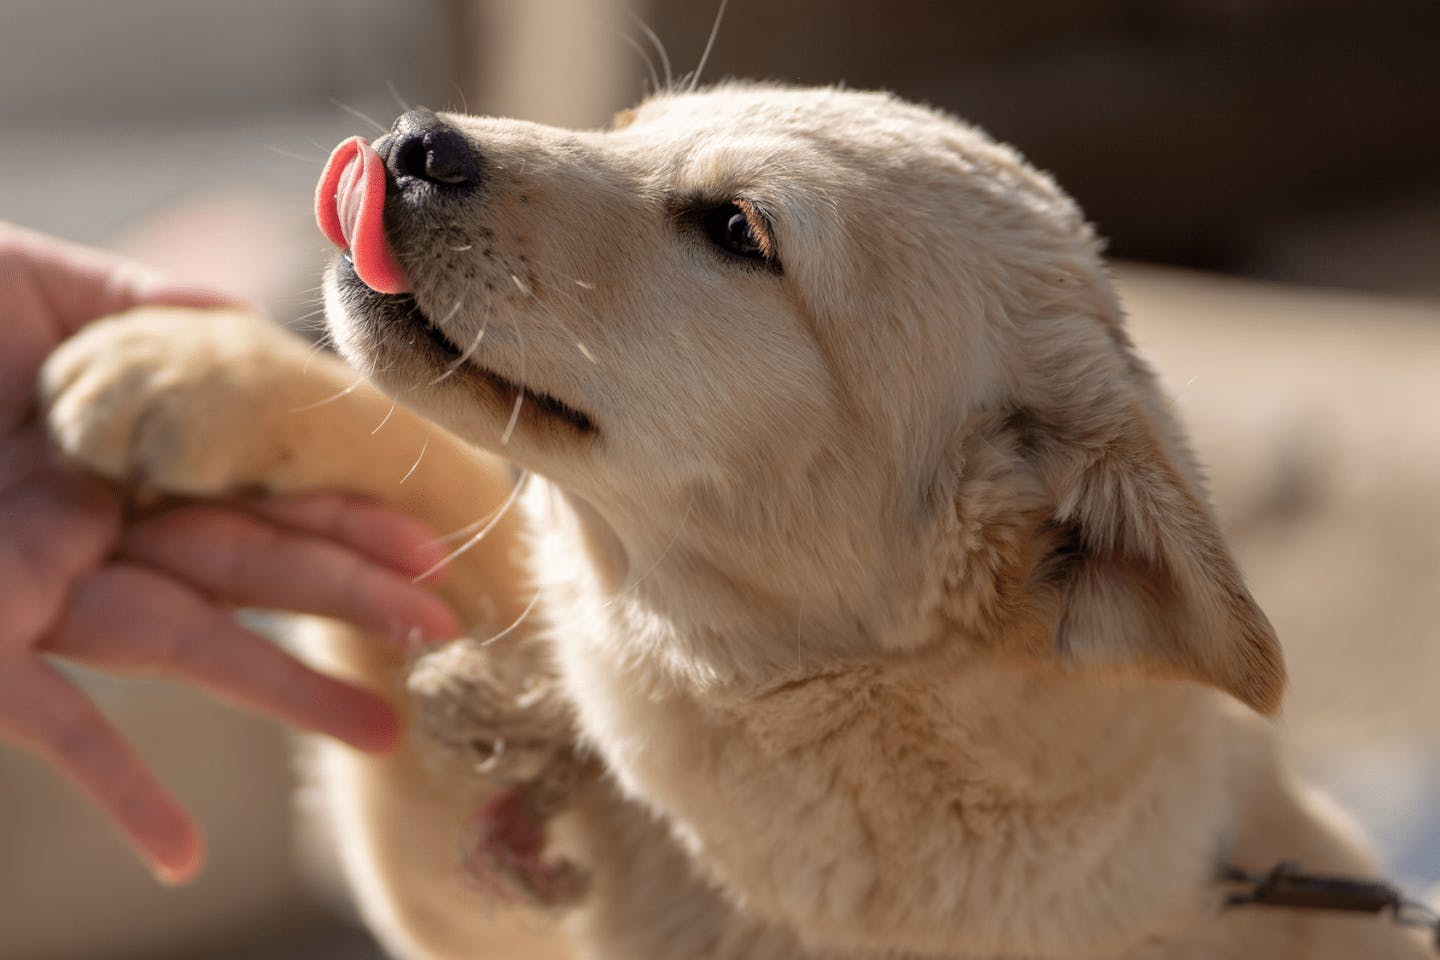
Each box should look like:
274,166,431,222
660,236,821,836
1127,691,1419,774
330,256,598,439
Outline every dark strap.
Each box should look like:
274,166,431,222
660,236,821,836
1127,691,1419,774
1221,862,1440,949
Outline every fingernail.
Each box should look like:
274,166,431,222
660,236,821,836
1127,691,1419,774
153,860,191,886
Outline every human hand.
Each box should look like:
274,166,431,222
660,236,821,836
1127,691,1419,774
0,222,462,883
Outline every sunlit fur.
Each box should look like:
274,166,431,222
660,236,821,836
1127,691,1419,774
42,85,1426,958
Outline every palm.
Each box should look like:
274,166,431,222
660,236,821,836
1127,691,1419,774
0,224,459,881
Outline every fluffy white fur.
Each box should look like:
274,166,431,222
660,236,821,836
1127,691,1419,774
40,84,1427,957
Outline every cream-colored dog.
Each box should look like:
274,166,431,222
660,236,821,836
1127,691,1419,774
40,85,1428,958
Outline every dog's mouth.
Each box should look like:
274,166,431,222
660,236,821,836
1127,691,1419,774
318,138,597,439
335,255,598,438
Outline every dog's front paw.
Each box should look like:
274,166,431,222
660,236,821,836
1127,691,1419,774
407,637,582,795
40,307,319,496
408,637,593,907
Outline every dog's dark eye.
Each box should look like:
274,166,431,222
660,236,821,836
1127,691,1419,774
699,202,776,266
704,205,763,258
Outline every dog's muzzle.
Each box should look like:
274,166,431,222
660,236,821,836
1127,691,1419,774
316,109,482,294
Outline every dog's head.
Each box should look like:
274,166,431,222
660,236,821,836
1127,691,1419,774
320,83,1282,711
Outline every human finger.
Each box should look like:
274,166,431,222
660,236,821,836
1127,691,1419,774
0,450,120,652
121,504,461,643
242,492,456,581
0,654,202,883
46,565,403,754
0,221,240,337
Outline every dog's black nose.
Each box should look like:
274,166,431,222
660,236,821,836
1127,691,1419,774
382,109,480,187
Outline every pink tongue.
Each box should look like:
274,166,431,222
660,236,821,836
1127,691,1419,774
316,136,412,294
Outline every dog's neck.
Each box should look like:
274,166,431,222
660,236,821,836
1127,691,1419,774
526,465,959,695
523,421,1068,707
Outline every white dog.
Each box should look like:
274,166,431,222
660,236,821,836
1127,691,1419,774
41,84,1429,958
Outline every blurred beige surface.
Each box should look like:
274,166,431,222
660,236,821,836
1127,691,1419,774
1120,267,1440,749
0,677,304,960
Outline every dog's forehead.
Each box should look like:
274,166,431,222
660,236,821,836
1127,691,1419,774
626,84,935,148
617,85,1072,219
613,85,954,204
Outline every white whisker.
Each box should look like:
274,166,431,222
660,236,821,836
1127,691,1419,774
630,14,673,90
330,98,388,135
500,392,524,445
429,306,492,388
300,347,325,375
479,587,542,647
500,310,530,445
401,432,429,484
414,470,530,582
450,82,470,115
267,144,328,164
430,499,512,545
290,376,363,411
299,331,336,371
608,24,662,95
287,305,328,327
386,79,412,113
370,397,398,435
502,250,591,314
689,0,729,92
483,252,604,379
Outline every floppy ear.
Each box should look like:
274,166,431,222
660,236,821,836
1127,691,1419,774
1007,399,1285,715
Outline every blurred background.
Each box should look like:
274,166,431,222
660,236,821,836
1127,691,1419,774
2,1,1437,957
